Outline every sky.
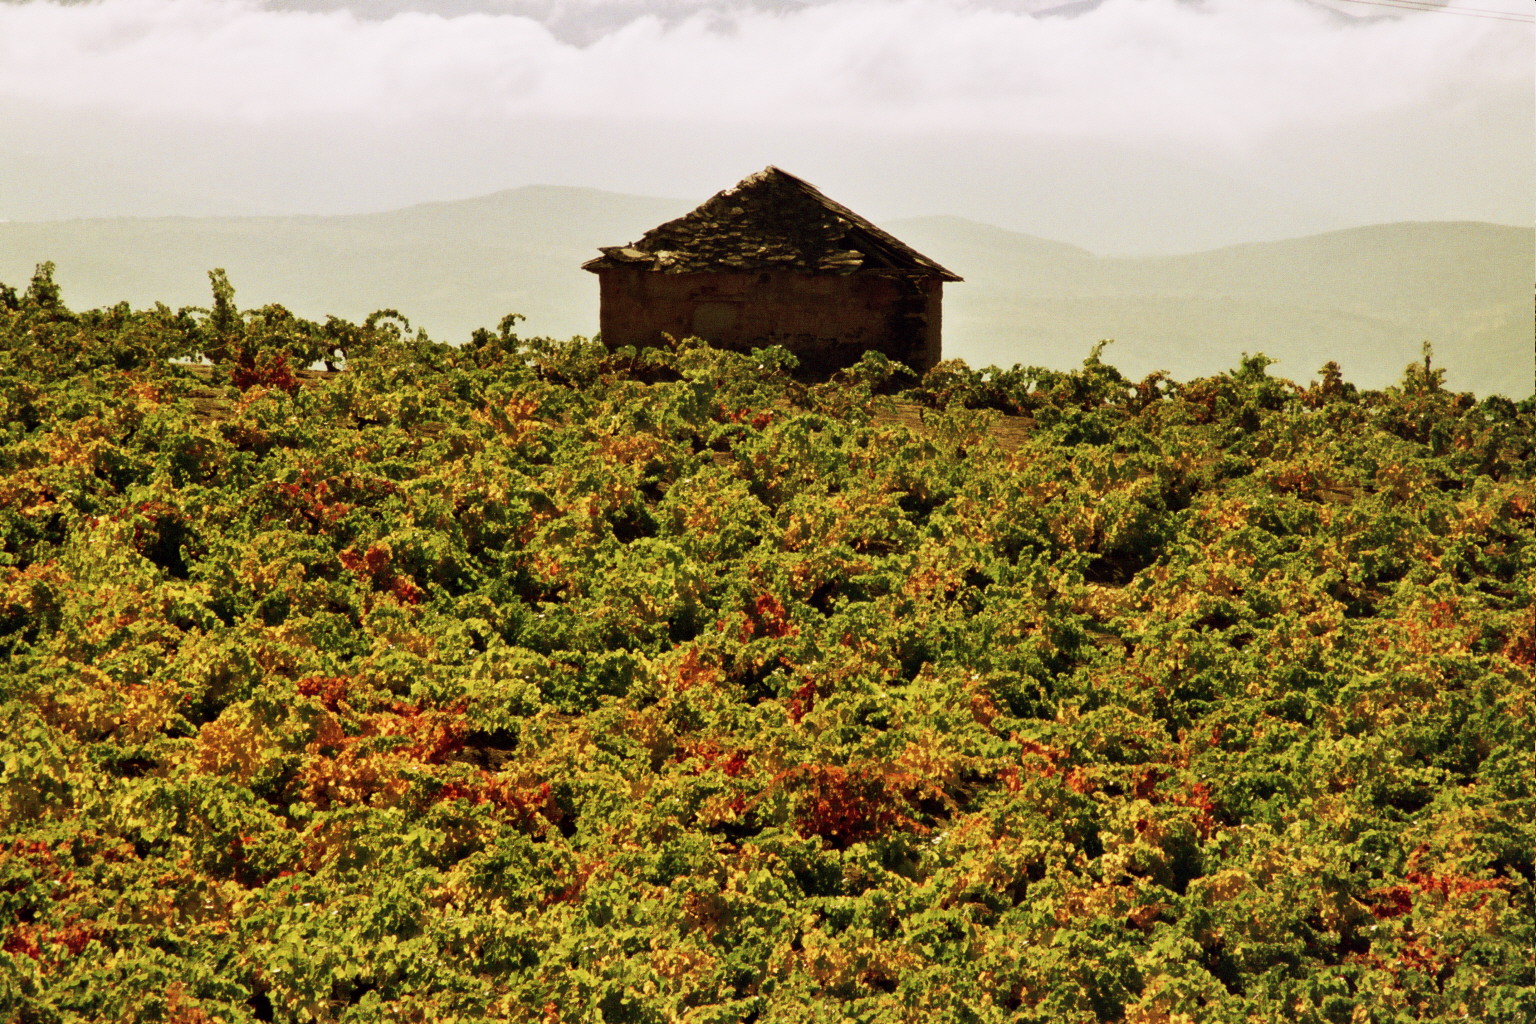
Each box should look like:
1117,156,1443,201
0,0,1531,253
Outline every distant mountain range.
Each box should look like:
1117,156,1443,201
1,187,1529,396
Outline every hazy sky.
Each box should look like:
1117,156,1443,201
1,0,1530,252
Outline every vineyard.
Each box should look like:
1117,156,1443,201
1,266,1533,1023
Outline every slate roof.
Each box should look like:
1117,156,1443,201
582,166,961,281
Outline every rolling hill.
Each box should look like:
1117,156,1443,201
1,188,1529,395
895,216,1533,396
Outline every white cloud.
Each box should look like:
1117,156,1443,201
0,0,1526,146
0,0,1527,240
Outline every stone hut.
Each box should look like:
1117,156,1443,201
583,166,961,376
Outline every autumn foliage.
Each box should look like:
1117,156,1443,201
0,266,1532,1022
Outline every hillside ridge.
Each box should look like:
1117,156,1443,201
1,190,1529,396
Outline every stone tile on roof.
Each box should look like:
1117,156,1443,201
583,167,962,281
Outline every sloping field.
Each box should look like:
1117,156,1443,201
2,288,1532,1022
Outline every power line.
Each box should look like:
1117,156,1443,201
1328,0,1535,23
1335,0,1534,22
1335,0,1531,16
1348,0,1534,16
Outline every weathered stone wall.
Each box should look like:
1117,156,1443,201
596,269,942,376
